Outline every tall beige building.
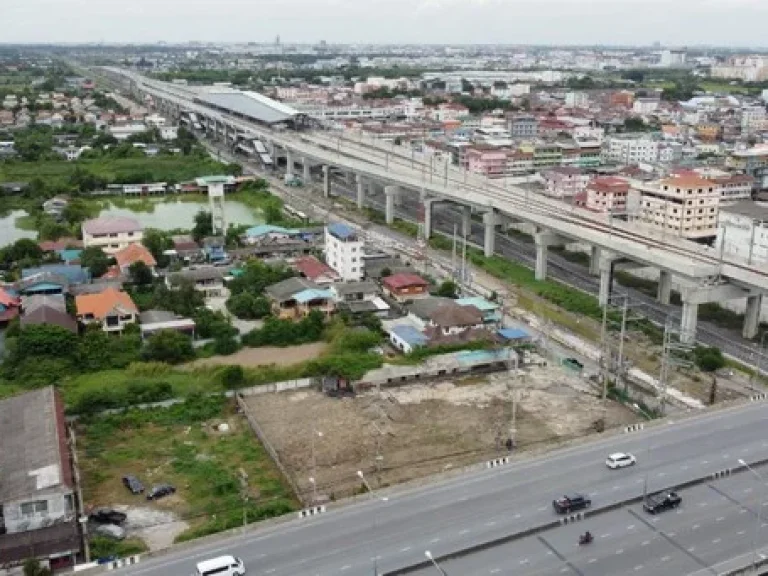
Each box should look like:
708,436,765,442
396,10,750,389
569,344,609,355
631,174,720,239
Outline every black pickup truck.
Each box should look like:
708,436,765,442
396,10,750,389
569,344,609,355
643,491,682,514
553,493,592,514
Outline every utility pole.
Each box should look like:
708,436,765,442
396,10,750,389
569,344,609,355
69,427,90,563
659,319,693,416
239,469,249,527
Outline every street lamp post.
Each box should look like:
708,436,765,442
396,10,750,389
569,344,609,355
424,551,448,576
739,459,766,573
310,429,323,504
357,471,389,576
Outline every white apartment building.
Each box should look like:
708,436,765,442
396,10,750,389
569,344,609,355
81,216,144,254
741,105,767,131
565,92,589,108
603,136,660,164
689,168,754,201
324,223,364,282
632,98,660,115
543,167,591,198
715,201,768,265
631,174,720,239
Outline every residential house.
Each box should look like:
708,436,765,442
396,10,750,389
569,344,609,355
585,177,630,213
21,294,78,334
293,255,340,284
171,235,201,261
0,387,80,570
455,296,502,325
166,267,230,297
388,325,429,353
42,196,69,219
202,236,228,263
82,216,143,254
542,167,591,198
331,281,390,317
381,273,430,302
139,309,196,340
0,287,21,323
408,298,484,336
265,277,335,320
114,243,157,273
243,224,301,245
75,287,138,333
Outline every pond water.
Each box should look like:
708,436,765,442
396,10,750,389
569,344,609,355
98,199,263,231
1,210,37,246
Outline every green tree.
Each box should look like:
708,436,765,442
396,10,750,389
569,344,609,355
380,267,392,278
0,238,44,267
80,246,111,278
142,228,172,268
129,261,154,285
220,364,245,388
143,330,195,364
16,324,79,359
694,346,726,373
192,210,213,242
23,558,52,576
228,260,294,297
226,293,271,319
61,198,92,226
435,280,458,298
214,335,241,356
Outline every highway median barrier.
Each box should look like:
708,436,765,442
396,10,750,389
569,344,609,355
298,505,326,519
105,556,141,570
560,512,585,525
624,423,645,434
751,393,767,402
486,456,510,469
712,468,733,480
381,457,768,576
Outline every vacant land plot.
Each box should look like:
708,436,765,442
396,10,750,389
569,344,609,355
76,396,297,549
190,342,329,368
245,366,639,501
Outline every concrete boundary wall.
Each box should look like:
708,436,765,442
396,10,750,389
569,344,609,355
381,457,768,576
236,394,305,503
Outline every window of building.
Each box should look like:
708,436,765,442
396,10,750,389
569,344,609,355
21,500,48,516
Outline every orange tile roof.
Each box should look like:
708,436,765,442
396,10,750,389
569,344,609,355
660,175,715,189
75,287,137,320
114,243,157,270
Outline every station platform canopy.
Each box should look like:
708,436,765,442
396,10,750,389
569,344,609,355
194,89,308,128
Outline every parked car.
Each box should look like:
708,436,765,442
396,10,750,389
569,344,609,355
147,483,176,501
562,357,584,371
605,452,637,469
122,475,144,495
89,508,127,525
552,493,592,514
643,491,681,514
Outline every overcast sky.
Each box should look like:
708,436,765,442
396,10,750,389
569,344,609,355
3,0,767,47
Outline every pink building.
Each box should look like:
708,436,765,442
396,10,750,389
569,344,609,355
466,147,509,179
543,167,591,198
585,177,630,213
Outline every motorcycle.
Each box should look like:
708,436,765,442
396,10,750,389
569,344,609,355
579,533,593,546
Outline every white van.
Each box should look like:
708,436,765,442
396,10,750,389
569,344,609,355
195,555,246,576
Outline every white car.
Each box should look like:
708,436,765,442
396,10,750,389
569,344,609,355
606,452,636,469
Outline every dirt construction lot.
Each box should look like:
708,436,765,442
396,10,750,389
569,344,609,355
190,342,328,368
244,365,640,502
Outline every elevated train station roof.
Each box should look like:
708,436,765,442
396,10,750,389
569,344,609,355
194,89,305,126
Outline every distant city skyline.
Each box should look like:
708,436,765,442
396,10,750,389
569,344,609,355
3,0,768,48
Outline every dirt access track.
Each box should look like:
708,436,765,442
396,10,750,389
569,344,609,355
244,365,640,502
190,342,328,368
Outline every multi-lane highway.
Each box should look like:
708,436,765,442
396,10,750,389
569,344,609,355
115,402,768,576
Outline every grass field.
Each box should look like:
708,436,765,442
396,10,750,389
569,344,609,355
77,396,298,543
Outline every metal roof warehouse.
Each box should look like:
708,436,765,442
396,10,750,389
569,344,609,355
194,89,310,128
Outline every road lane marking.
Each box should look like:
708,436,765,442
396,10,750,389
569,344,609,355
265,570,275,575
519,559,529,565
612,485,620,491
668,532,676,537
702,460,710,465
400,547,411,552
692,524,700,530
430,538,440,543
627,525,636,530
538,506,548,511
459,529,470,535
740,509,749,514
689,547,696,552
657,472,667,477
723,453,730,459
738,530,747,535
514,513,522,519
560,568,569,573
713,538,721,544
698,502,708,507
588,558,597,563
661,556,671,562
641,540,650,546
681,465,689,470
486,521,496,527
716,517,725,522
635,566,644,571
490,569,501,574
616,549,624,555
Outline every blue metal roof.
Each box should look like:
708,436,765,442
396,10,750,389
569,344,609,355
497,328,531,341
390,325,428,347
57,249,82,263
22,264,90,284
294,288,334,304
245,224,299,237
327,223,357,240
456,297,500,312
456,348,511,365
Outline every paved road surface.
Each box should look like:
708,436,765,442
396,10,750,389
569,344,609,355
116,402,768,576
407,472,768,576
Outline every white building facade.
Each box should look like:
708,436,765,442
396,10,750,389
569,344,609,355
81,216,144,254
715,202,768,265
324,223,364,281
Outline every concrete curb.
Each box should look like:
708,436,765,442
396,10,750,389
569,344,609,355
297,505,326,519
380,457,768,575
624,423,645,433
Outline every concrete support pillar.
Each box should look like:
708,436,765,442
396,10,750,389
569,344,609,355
356,174,365,210
598,254,616,307
483,210,496,257
535,239,549,281
680,300,699,345
303,158,311,184
461,206,472,239
657,270,672,306
589,246,601,276
423,198,436,240
384,185,398,225
322,165,330,198
346,172,354,186
743,294,763,340
286,149,294,178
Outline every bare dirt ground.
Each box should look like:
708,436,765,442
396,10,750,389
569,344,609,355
244,365,639,502
190,342,328,368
